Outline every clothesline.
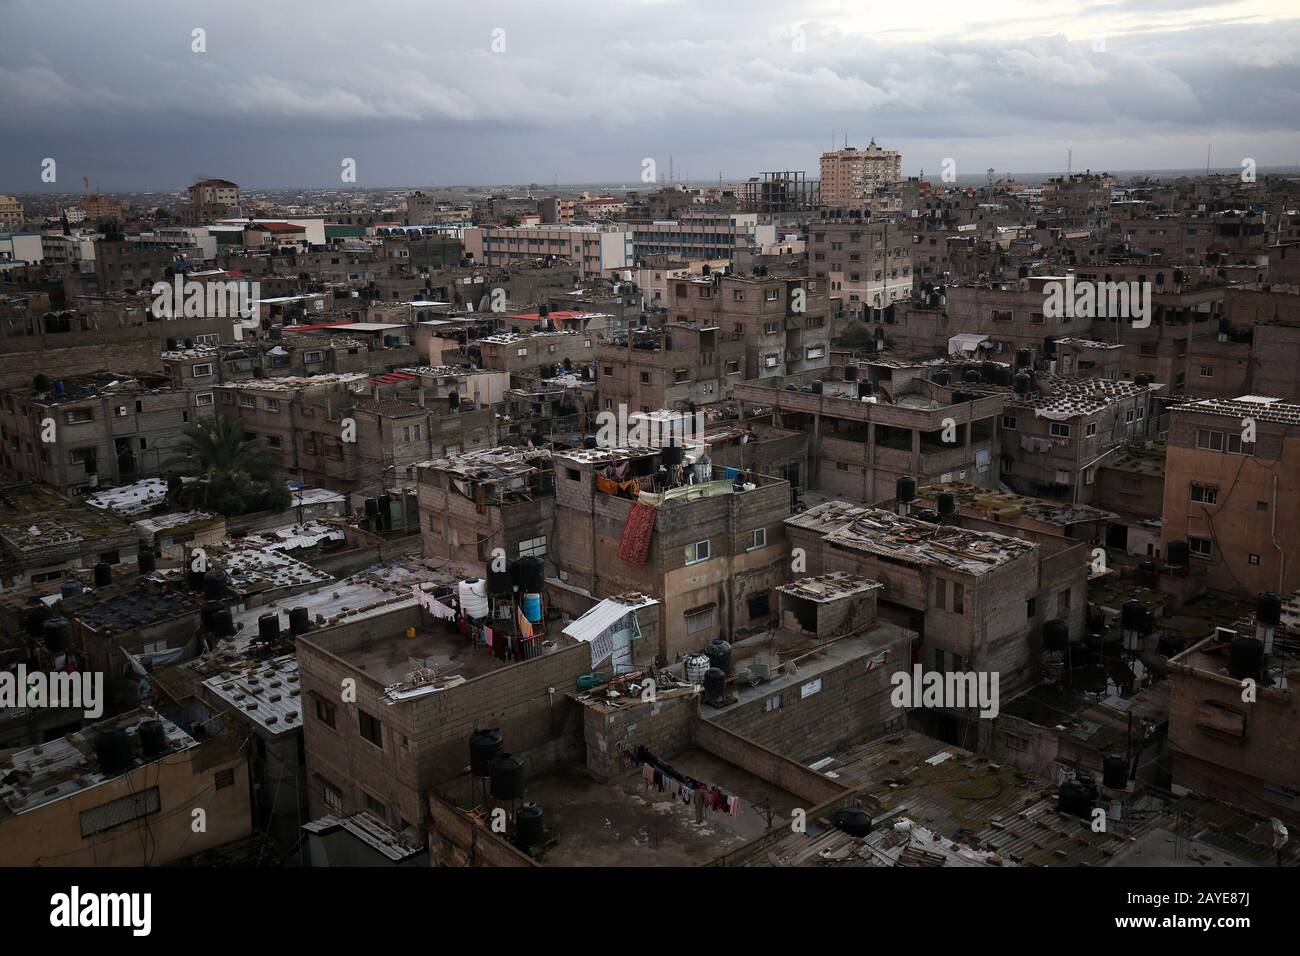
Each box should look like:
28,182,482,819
619,744,740,819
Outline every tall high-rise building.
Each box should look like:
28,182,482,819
819,139,902,209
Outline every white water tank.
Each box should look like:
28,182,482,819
458,578,489,619
684,654,711,684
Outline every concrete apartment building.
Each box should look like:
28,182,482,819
964,374,1163,504
215,372,496,494
1161,396,1300,595
93,237,178,294
462,224,633,280
416,447,554,567
662,273,831,381
0,709,250,867
732,362,1006,502
549,446,791,660
1041,174,1113,236
181,178,240,225
296,600,606,831
819,141,902,209
595,323,746,413
465,330,597,379
0,371,218,496
785,502,1046,705
1167,604,1300,827
0,195,24,231
627,213,775,263
808,217,912,317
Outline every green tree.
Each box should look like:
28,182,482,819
835,319,875,350
163,415,290,516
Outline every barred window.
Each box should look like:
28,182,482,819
79,787,160,838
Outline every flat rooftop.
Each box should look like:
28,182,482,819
917,481,1119,526
0,710,197,820
449,752,803,866
788,502,1036,574
340,624,512,694
1173,394,1300,424
201,653,302,735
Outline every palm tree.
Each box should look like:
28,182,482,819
163,415,286,515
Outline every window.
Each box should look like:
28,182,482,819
952,582,964,614
1199,366,1214,378
266,435,282,449
765,288,780,301
1189,536,1214,558
239,394,256,408
674,368,689,384
685,605,715,634
304,350,325,363
685,540,710,565
1049,423,1070,438
566,468,580,481
65,408,93,424
358,709,383,749
1086,422,1097,437
1001,415,1017,430
935,578,946,610
746,528,766,551
364,793,387,819
80,787,161,838
321,779,343,813
193,363,213,377
640,372,650,384
1190,484,1217,505
195,392,214,407
265,398,280,412
314,697,336,728
215,768,235,790
518,535,547,558
1059,588,1071,612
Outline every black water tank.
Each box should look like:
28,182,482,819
489,753,525,800
1103,754,1128,790
447,390,460,410
995,365,1013,387
1257,592,1282,626
516,802,545,848
704,639,732,676
933,369,951,386
289,606,311,635
42,617,72,653
1043,619,1069,652
516,556,544,592
1229,635,1264,680
211,608,236,637
470,728,504,776
137,551,156,575
937,492,956,516
257,613,279,643
914,508,940,523
1167,540,1189,567
377,494,392,530
858,380,874,399
139,720,168,759
582,435,598,449
364,498,379,519
981,361,998,383
1057,777,1097,818
486,562,514,595
896,475,916,503
203,571,226,601
201,599,223,631
1121,600,1151,633
1016,348,1032,368
843,365,857,382
703,667,727,705
963,368,982,384
93,561,112,587
661,443,685,466
811,380,823,395
186,566,204,591
24,602,52,638
1013,372,1031,396
834,808,873,837
1134,373,1152,387
1156,633,1186,657
94,730,133,777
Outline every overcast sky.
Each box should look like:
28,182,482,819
2,0,1298,191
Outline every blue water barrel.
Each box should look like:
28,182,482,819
522,593,543,623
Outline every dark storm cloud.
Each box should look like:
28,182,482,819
0,0,1296,190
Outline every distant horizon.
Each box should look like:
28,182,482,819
8,165,1300,201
